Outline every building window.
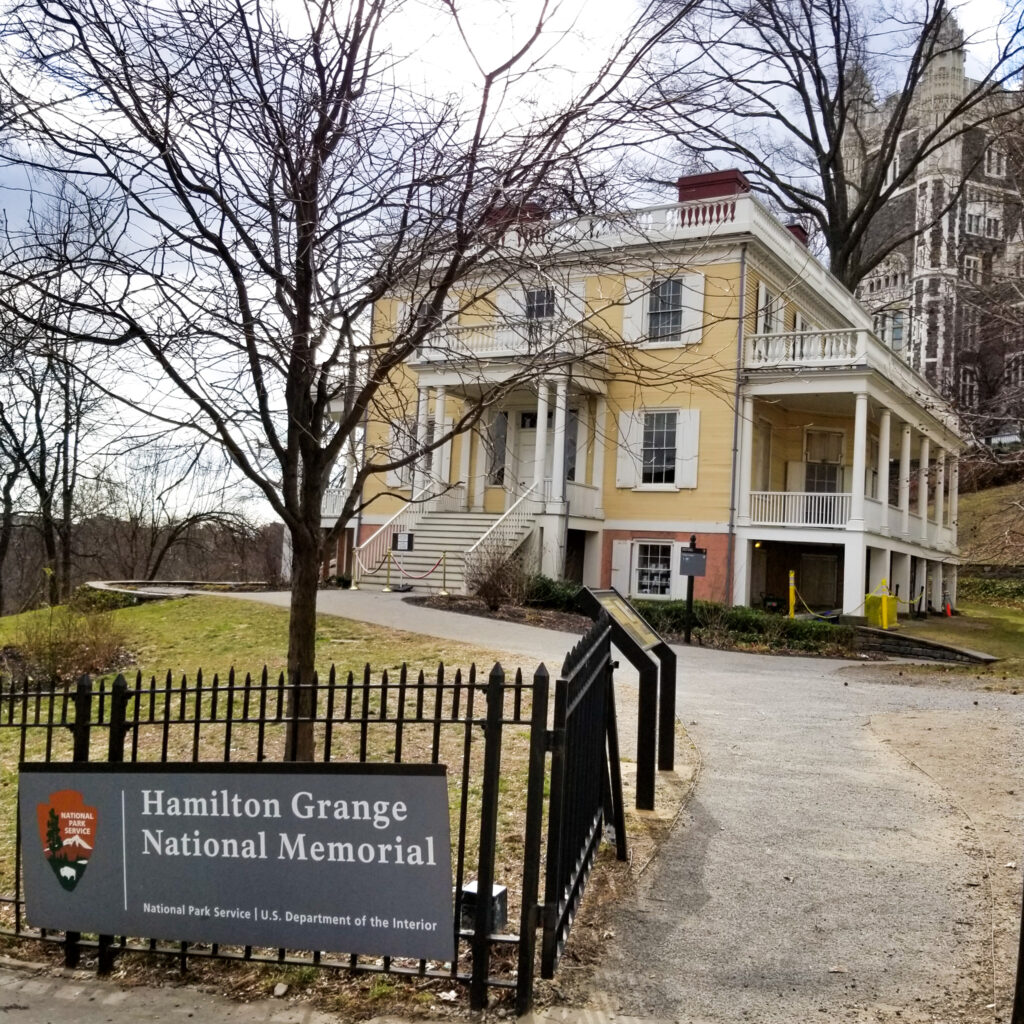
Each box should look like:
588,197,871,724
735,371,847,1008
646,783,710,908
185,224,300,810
883,153,900,188
647,279,685,340
756,282,781,333
960,365,978,408
524,286,555,321
985,147,1006,178
486,411,507,485
635,542,672,596
963,255,981,284
890,310,906,351
642,410,677,485
967,213,983,235
986,217,1003,239
1006,352,1024,388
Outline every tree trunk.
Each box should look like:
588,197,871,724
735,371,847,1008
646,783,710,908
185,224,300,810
284,522,322,761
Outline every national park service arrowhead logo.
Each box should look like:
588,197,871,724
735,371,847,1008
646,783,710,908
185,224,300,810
36,790,97,892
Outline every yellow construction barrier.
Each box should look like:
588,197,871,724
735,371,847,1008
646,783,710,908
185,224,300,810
864,593,898,629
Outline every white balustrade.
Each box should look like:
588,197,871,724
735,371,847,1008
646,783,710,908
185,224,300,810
749,491,852,527
566,480,601,518
427,482,467,512
465,484,543,569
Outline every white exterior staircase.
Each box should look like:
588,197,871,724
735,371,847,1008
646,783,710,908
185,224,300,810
354,510,502,594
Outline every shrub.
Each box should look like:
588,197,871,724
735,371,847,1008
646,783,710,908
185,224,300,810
69,584,137,613
523,574,582,612
634,598,854,654
957,577,1024,609
15,605,131,685
465,546,528,612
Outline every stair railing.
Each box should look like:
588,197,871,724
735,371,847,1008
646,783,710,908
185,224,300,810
464,484,544,572
352,487,431,585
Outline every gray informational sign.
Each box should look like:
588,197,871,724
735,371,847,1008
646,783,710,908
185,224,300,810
19,763,454,961
678,548,707,577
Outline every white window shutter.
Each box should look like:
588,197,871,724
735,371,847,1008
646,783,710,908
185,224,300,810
615,410,643,488
621,279,645,342
611,540,631,594
679,274,706,344
565,279,585,325
675,409,700,488
756,282,768,333
496,288,521,321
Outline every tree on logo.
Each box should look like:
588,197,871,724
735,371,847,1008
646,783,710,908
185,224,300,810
46,808,61,857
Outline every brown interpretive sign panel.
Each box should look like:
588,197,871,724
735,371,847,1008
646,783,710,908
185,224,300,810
590,590,661,651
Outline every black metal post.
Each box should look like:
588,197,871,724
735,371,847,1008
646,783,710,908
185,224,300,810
636,660,658,810
654,642,676,772
516,664,550,1015
98,675,133,975
470,663,505,1010
1012,860,1024,1024
684,534,697,645
64,675,93,968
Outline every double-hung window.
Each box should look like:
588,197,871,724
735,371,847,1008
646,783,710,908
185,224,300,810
641,410,677,485
647,279,685,340
635,542,673,596
524,286,555,321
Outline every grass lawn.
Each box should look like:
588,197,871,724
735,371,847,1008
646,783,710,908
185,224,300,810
890,601,1024,689
0,594,523,682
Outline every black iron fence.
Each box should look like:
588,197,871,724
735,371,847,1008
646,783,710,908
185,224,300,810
0,614,624,1013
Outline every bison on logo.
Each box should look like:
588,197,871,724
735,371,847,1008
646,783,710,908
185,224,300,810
36,790,97,892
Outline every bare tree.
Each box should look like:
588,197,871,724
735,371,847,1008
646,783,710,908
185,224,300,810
0,0,702,755
75,449,252,581
637,0,1024,288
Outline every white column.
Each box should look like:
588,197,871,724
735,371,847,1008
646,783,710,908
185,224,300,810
737,395,754,525
459,422,473,510
947,563,958,608
930,560,944,611
592,398,607,518
891,551,912,609
878,409,891,534
850,392,868,527
533,381,550,495
935,449,946,531
899,423,912,538
867,546,890,594
843,537,867,616
918,435,930,541
412,386,430,494
433,386,447,489
949,457,960,543
550,376,568,504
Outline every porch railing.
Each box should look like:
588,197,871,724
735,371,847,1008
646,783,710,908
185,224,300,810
464,484,543,570
746,329,866,368
749,490,852,527
353,486,431,579
566,480,601,519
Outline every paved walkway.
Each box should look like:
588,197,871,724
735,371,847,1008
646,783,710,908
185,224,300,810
6,588,1020,1022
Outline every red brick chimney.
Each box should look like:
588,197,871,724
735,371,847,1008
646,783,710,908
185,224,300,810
676,169,751,203
786,222,810,247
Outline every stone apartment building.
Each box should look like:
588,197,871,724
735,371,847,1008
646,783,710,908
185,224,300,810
849,16,1024,440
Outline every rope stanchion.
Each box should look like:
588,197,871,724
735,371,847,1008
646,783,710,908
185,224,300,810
382,551,393,592
391,553,444,581
439,552,450,597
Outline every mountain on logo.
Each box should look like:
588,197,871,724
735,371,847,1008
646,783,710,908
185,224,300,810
36,790,98,893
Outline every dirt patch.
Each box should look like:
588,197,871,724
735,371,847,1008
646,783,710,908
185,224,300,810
405,594,593,636
870,708,1024,1020
840,660,1024,694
